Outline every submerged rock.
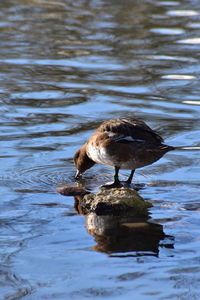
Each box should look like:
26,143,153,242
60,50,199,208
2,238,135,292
57,186,89,196
81,188,152,216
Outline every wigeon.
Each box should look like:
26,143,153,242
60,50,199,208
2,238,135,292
74,118,174,187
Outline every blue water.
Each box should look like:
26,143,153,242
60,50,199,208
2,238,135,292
1,0,200,299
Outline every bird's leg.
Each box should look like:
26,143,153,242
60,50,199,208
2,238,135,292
113,166,121,186
101,166,122,188
126,169,135,184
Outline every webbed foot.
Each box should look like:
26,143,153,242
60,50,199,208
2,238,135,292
101,180,123,189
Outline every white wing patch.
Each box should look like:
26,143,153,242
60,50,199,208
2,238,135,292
104,131,144,143
115,136,145,142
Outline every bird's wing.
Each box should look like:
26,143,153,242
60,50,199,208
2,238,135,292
99,118,163,144
105,131,145,143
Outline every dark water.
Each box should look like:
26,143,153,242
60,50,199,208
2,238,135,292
1,0,200,299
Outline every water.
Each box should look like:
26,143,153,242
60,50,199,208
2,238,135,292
1,0,200,299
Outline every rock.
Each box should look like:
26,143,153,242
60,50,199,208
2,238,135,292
57,186,89,196
81,187,152,215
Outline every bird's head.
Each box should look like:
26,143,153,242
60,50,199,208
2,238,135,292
73,145,95,179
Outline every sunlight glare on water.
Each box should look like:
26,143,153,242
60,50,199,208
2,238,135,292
0,0,200,299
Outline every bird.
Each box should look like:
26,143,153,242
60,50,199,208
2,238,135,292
74,118,174,188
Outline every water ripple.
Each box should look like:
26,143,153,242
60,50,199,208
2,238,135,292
0,164,74,193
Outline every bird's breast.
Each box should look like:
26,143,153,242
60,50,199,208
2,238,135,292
86,142,115,167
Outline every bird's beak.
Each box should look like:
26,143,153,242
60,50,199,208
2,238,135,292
75,170,82,179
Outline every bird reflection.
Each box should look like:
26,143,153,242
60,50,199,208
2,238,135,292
73,194,174,257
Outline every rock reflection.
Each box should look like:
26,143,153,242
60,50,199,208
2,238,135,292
74,194,174,257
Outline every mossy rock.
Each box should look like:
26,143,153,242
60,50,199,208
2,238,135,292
82,188,152,216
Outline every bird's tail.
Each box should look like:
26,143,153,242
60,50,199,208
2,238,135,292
173,146,200,150
160,144,175,152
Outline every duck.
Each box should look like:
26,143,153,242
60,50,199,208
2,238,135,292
74,118,174,187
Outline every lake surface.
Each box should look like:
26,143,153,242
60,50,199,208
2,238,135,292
1,0,200,299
